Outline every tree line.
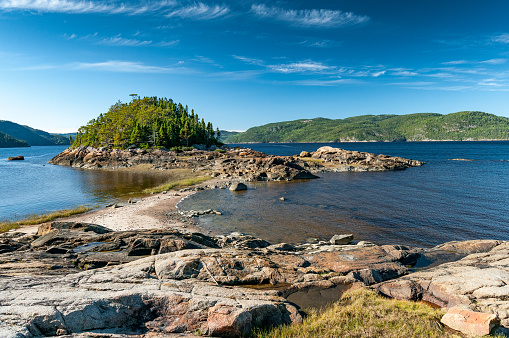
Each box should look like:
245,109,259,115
73,96,221,149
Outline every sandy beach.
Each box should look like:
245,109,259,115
18,178,228,237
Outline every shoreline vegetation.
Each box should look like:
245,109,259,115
0,205,95,233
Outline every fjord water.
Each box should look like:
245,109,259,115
180,141,509,247
0,146,171,221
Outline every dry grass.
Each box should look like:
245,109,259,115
143,176,212,194
252,288,459,338
0,205,95,233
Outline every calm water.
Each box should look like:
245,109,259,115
0,146,172,221
179,142,509,247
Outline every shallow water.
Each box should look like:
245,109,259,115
180,141,509,247
0,146,173,221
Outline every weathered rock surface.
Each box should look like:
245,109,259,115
374,240,509,330
49,146,424,182
7,155,24,161
441,307,500,336
0,222,426,337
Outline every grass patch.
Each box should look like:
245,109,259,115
301,157,323,163
252,288,458,338
0,205,95,233
143,176,212,194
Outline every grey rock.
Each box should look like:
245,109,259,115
330,234,354,245
229,182,247,191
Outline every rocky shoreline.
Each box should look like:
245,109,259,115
48,145,424,181
3,146,507,337
1,220,508,337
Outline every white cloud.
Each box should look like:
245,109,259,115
157,40,180,47
0,0,175,15
269,61,335,73
166,3,229,20
69,60,187,73
98,36,152,47
493,33,509,44
442,60,468,65
232,55,264,66
480,58,507,65
372,70,385,77
251,4,368,28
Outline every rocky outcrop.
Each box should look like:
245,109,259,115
374,240,509,332
310,146,423,171
48,145,424,182
0,223,425,337
7,155,24,161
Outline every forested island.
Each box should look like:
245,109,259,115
225,111,509,143
73,96,221,149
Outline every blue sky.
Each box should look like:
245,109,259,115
1,0,509,132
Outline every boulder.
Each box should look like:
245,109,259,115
7,155,24,161
229,182,248,191
330,234,354,245
441,307,499,336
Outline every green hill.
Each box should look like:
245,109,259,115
73,96,221,149
225,111,509,143
0,131,29,148
0,120,69,146
218,130,240,143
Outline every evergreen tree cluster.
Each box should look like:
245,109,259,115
73,96,221,149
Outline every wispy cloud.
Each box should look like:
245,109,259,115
98,36,152,47
166,3,229,20
297,39,340,48
20,60,191,73
232,55,264,66
493,33,509,44
157,40,180,47
0,0,175,15
480,58,507,65
442,60,468,65
251,4,368,28
269,61,335,73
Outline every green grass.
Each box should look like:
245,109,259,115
252,288,458,338
143,176,212,194
0,205,95,233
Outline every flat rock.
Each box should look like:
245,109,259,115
441,307,499,336
374,240,509,328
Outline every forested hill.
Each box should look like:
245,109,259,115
0,131,29,148
225,111,509,143
0,120,69,146
73,96,221,149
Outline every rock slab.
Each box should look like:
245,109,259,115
441,307,499,336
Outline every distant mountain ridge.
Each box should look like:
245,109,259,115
224,111,509,143
0,131,29,148
0,120,70,147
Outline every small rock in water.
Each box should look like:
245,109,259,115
7,155,24,161
229,182,247,191
330,234,354,245
279,197,286,201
